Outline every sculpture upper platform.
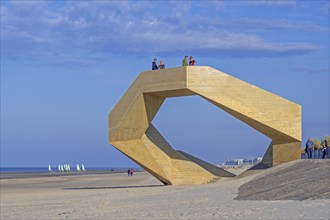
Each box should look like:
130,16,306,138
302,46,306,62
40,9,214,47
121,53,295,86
109,66,301,143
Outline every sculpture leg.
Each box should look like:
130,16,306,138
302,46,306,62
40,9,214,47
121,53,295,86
262,141,301,167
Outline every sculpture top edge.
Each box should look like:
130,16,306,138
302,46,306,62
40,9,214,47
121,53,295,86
109,66,301,142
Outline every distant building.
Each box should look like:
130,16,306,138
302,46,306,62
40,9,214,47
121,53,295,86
220,156,262,167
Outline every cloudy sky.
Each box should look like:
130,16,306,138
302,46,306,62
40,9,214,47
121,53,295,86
1,0,329,168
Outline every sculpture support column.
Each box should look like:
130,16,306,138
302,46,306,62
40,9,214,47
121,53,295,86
262,141,301,167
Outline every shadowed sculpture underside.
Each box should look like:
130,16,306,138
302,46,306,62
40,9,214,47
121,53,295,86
108,66,301,185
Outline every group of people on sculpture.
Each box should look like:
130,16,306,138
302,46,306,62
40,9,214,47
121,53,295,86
182,55,197,66
152,58,165,70
305,137,328,159
151,56,197,70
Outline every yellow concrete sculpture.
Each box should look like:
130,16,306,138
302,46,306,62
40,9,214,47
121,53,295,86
108,66,301,185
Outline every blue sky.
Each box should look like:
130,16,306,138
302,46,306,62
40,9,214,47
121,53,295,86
1,0,329,168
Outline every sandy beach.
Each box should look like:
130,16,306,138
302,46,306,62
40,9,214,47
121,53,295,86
1,160,329,219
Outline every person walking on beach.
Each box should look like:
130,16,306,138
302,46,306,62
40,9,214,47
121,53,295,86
152,58,159,70
159,60,165,69
189,56,196,66
182,56,188,66
305,137,314,159
127,169,131,176
322,139,328,159
130,168,134,176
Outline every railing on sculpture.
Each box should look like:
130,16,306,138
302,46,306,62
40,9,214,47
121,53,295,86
301,148,330,159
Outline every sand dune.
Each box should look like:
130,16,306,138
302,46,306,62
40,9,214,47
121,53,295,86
1,160,329,219
236,160,330,200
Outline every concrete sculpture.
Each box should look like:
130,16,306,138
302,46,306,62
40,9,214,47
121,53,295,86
108,66,301,185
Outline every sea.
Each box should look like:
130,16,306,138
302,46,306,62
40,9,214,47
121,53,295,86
0,167,141,173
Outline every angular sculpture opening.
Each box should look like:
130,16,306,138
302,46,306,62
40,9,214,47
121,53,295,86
109,66,302,185
152,95,271,165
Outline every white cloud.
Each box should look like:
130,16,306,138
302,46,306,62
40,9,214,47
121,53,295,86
248,0,297,7
0,0,323,62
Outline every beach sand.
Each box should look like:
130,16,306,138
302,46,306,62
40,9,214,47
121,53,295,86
1,160,329,219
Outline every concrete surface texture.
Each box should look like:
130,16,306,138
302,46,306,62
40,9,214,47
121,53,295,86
108,66,302,185
236,159,330,200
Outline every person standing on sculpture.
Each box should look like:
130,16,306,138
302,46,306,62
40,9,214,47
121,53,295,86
182,56,188,66
152,58,159,70
305,137,314,159
189,56,196,66
322,139,328,159
159,60,165,69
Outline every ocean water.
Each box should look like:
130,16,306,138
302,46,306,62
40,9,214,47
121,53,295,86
0,167,141,173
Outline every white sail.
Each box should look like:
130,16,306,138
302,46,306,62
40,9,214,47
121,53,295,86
81,164,85,171
60,165,64,172
76,164,81,171
48,165,52,172
65,164,69,172
58,164,61,172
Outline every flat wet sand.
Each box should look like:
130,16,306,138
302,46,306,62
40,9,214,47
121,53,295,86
1,161,329,219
